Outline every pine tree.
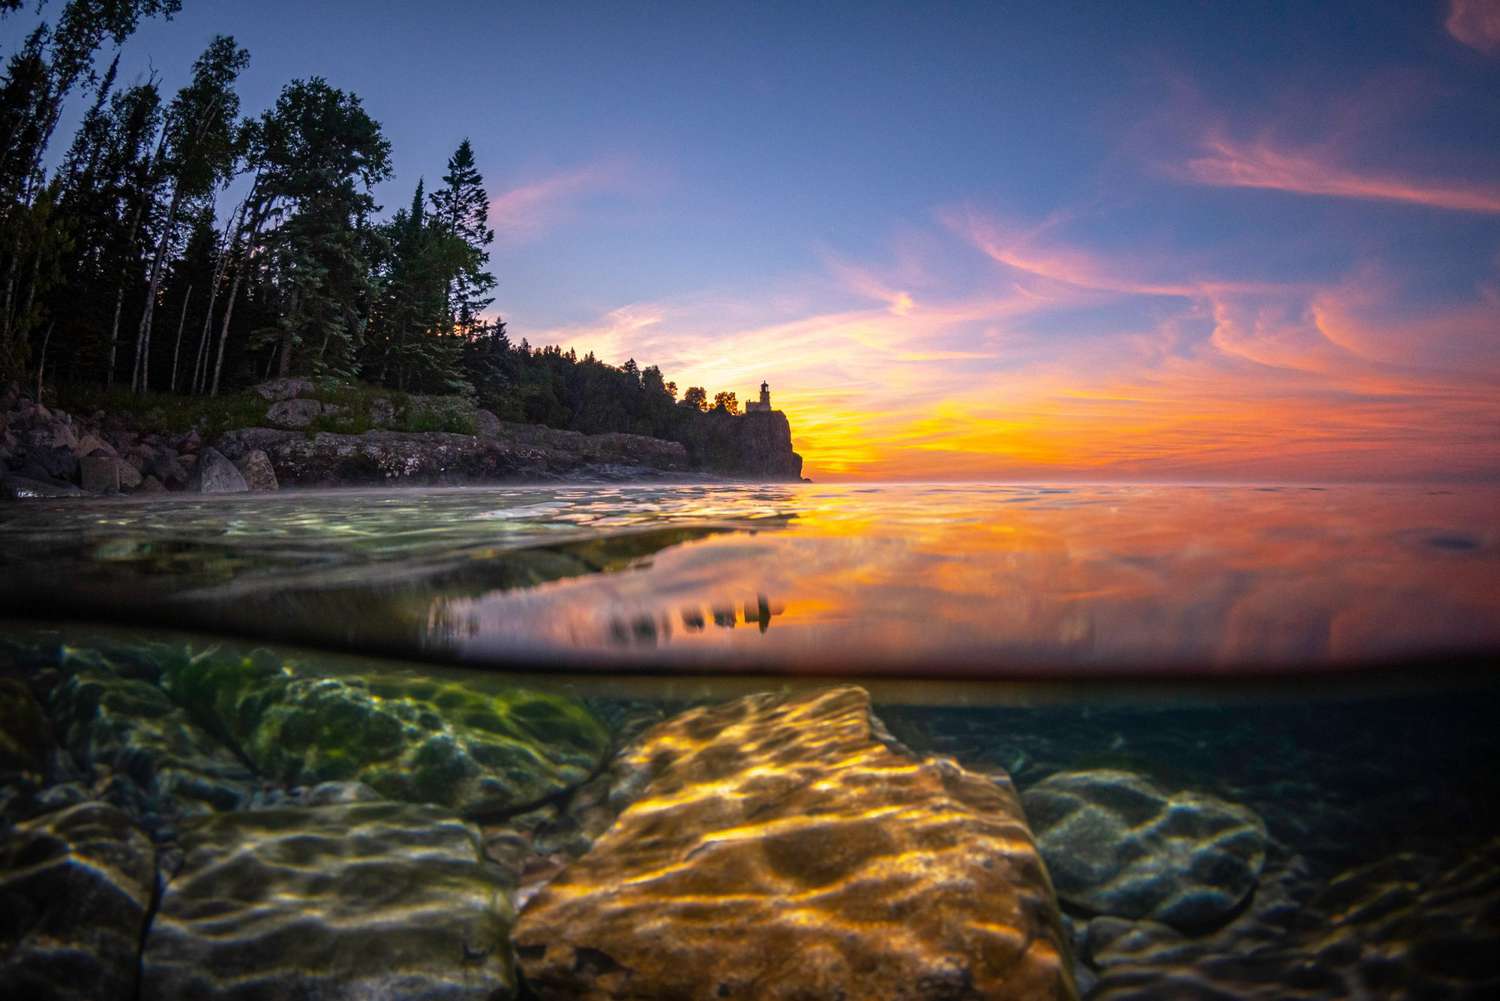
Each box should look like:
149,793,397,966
428,138,495,339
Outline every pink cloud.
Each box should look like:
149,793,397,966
1447,0,1500,54
1176,134,1500,214
488,159,638,243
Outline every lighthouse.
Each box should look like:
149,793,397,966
745,381,773,413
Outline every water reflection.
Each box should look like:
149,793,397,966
1,483,1496,675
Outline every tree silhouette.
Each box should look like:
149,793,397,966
713,390,739,414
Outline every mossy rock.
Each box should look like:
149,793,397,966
162,650,609,815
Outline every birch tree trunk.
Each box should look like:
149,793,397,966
169,283,192,392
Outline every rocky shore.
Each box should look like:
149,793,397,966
0,379,805,499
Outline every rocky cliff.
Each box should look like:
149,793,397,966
212,422,690,488
668,408,803,480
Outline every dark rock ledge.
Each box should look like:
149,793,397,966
1,379,804,499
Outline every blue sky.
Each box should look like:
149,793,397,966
17,0,1500,479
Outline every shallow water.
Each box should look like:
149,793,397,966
2,483,1498,999
1,482,1496,674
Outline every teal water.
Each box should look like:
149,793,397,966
2,483,1498,998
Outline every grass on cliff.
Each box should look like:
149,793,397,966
52,381,478,438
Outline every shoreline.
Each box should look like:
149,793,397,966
1,381,806,500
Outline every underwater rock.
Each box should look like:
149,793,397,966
189,446,248,494
0,802,157,1001
50,661,259,822
232,448,278,491
141,800,514,1001
1022,768,1267,931
0,678,64,817
161,651,610,815
514,686,1077,1001
1086,841,1500,999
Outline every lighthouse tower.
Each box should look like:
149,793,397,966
745,381,773,413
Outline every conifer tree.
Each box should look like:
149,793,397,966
428,138,495,339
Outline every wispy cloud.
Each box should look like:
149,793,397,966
516,200,1500,483
1447,0,1500,54
1175,133,1500,214
488,158,639,243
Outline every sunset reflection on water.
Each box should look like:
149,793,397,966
430,484,1500,675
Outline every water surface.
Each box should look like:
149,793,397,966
2,482,1495,676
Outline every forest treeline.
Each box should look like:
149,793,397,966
0,0,749,439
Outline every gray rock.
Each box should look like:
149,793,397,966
475,407,501,437
233,448,278,491
265,397,323,428
253,376,316,401
137,475,167,495
1022,768,1267,931
140,801,515,1001
369,396,396,427
117,459,142,490
0,802,156,1001
188,447,248,494
73,433,114,458
79,454,120,494
144,449,187,486
21,444,78,483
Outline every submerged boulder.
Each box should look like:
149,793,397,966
1021,769,1267,932
0,802,157,1001
141,801,514,1001
515,686,1077,1001
50,660,259,821
161,650,610,816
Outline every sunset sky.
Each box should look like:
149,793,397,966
87,1,1500,480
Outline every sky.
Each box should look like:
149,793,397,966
19,0,1500,481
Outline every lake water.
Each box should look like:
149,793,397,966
2,483,1498,999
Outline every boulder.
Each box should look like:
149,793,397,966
116,459,141,490
136,475,167,495
265,397,323,428
140,801,515,1001
0,802,157,1001
515,686,1077,1001
252,376,315,401
188,446,248,494
475,407,501,437
73,433,114,458
160,650,610,816
1021,769,1267,931
232,448,278,491
78,454,121,494
144,449,187,486
21,444,78,483
369,396,396,427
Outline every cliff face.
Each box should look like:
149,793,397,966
669,409,803,480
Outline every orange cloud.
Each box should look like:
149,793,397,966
1447,0,1500,54
1176,134,1500,214
488,159,637,243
